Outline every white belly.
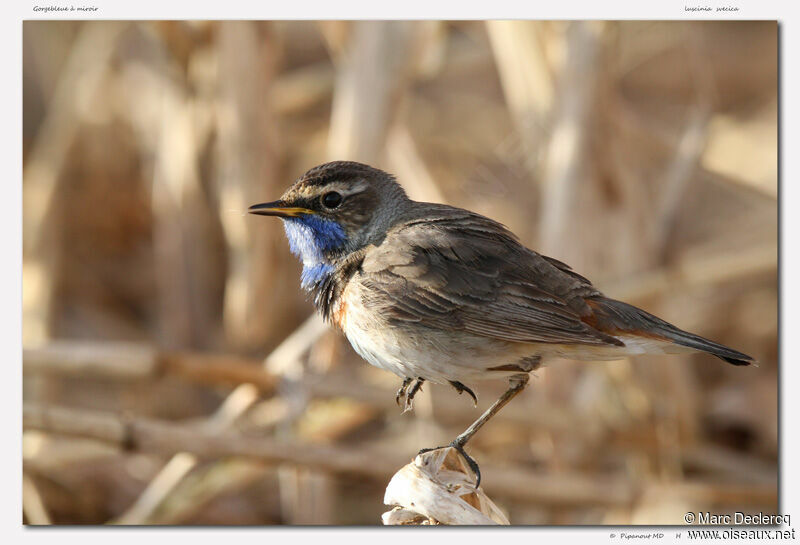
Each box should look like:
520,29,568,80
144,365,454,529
335,282,692,384
337,282,536,384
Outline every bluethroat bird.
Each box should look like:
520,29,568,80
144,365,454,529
250,161,754,487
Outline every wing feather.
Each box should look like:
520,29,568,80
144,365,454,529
359,206,622,347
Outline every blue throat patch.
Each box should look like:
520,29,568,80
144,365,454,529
282,216,347,290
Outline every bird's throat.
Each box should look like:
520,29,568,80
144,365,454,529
282,216,347,291
300,262,334,290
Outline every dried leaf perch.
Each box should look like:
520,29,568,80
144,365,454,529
382,447,510,525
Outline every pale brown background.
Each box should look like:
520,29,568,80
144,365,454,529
22,20,777,525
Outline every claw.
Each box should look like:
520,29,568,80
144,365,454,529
449,381,478,407
396,378,412,407
413,375,528,492
416,443,482,490
403,378,425,413
450,441,481,489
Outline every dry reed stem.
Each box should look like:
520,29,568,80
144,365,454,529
327,21,417,162
485,21,553,140
539,21,603,256
23,403,778,509
111,452,198,525
387,125,448,204
653,105,712,254
24,22,128,253
23,342,279,392
108,313,325,524
383,447,509,525
216,21,287,350
22,472,52,525
23,22,129,346
145,27,214,348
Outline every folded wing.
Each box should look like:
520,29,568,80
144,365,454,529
360,205,623,347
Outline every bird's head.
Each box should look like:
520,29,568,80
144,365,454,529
249,161,409,288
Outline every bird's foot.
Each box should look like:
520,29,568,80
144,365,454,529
448,381,478,407
396,378,425,413
417,441,482,490
395,378,412,407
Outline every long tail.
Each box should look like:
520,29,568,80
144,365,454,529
586,297,755,366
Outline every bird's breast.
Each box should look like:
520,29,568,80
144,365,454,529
330,279,353,330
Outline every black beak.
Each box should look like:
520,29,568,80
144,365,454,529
248,200,315,218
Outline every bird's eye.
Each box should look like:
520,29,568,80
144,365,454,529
321,191,343,209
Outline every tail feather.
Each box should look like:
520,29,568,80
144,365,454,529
586,297,755,366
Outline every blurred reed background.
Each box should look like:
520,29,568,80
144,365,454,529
22,20,777,525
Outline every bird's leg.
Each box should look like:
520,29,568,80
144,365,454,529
419,373,530,489
448,380,478,407
402,378,425,412
395,378,413,407
452,374,529,448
